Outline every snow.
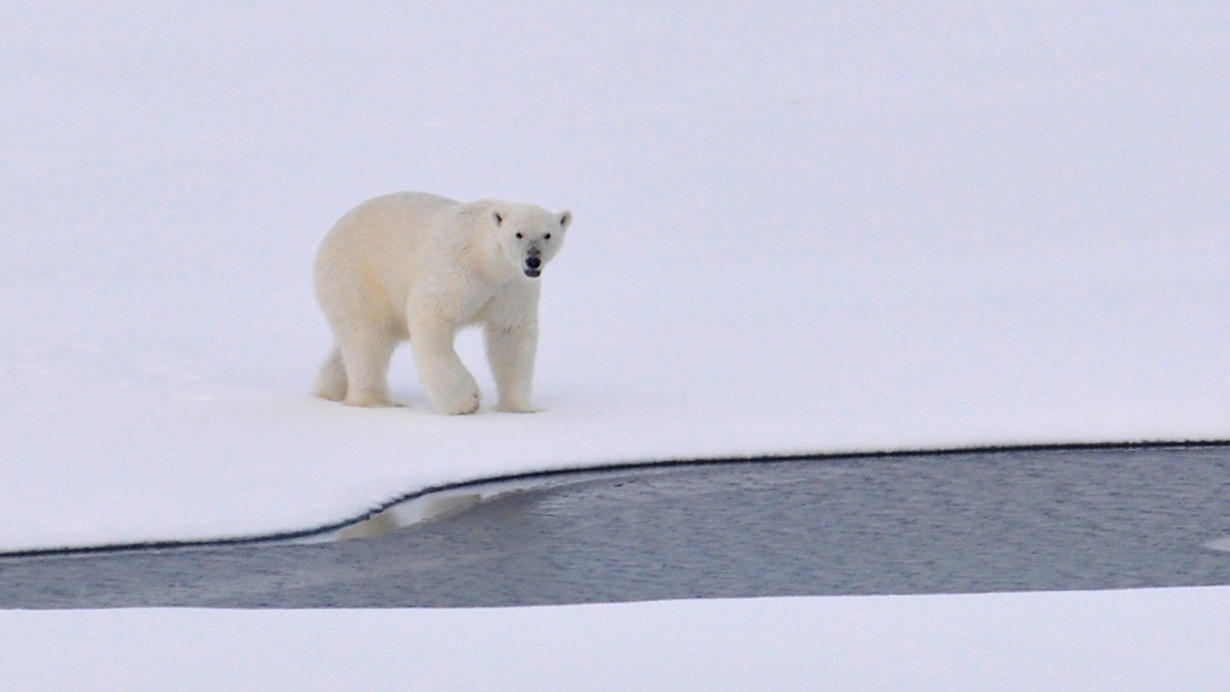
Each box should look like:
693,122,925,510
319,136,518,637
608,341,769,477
4,587,1230,690
3,1,1226,553
2,3,1229,687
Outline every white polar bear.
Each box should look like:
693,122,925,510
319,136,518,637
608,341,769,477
313,191,571,414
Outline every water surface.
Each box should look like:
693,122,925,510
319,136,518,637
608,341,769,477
2,445,1229,608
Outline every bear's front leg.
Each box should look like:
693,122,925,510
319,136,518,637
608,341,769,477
409,317,480,415
485,319,538,413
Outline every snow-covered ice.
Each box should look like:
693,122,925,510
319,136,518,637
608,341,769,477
3,2,1226,553
5,587,1230,691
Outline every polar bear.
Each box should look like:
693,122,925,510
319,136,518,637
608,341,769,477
313,192,571,414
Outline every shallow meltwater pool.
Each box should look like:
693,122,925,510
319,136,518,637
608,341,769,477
3,445,1230,608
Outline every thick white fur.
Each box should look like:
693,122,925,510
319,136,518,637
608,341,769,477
314,192,570,414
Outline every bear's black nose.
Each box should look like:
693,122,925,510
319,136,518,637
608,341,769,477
526,257,542,269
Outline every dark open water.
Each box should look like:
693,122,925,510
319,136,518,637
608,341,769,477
2,445,1229,608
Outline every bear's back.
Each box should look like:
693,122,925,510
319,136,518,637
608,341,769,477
316,192,469,319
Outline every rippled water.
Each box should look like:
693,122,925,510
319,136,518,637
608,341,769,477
2,445,1229,608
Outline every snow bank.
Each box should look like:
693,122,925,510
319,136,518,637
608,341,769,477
4,587,1229,690
2,3,1227,550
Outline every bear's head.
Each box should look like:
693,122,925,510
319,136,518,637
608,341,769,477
491,204,571,279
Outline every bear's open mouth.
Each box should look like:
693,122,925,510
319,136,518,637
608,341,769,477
524,268,541,278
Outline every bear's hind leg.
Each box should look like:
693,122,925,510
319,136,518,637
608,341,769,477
338,330,398,407
314,345,347,401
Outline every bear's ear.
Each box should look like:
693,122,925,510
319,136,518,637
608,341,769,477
558,210,572,229
492,210,504,226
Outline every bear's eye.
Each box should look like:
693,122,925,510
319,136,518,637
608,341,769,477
545,233,551,240
515,232,523,239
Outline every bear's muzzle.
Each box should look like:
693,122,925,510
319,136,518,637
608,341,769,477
524,255,542,277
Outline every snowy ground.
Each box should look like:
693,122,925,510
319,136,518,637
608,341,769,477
5,588,1230,691
2,2,1228,686
3,1,1226,553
